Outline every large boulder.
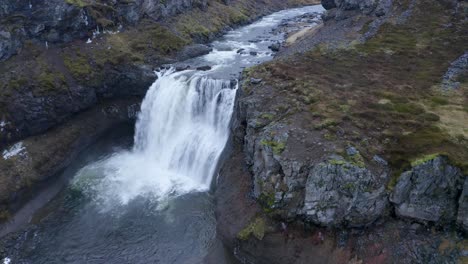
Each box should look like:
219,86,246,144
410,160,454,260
390,156,464,224
303,156,388,227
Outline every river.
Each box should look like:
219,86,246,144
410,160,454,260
0,5,324,264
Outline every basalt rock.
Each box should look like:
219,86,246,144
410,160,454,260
390,156,464,224
303,156,388,227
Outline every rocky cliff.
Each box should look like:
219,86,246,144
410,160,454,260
217,0,468,262
0,0,319,222
0,0,317,147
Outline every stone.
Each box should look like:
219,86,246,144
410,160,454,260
268,43,280,52
321,0,337,10
196,65,212,71
373,155,388,166
346,146,358,156
390,156,464,224
250,78,262,84
303,157,388,227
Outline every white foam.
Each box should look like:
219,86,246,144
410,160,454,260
73,69,237,208
3,257,11,264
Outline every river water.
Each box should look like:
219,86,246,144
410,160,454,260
0,5,324,264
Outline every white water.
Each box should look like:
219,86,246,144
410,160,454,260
73,70,237,207
72,5,324,209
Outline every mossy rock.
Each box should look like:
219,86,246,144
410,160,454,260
237,217,266,241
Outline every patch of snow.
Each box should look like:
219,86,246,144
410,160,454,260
0,120,8,132
2,142,26,160
86,38,92,44
29,1,32,9
3,257,11,264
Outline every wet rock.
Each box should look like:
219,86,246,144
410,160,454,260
303,156,388,227
196,65,212,71
175,65,190,71
250,78,262,84
390,156,464,224
268,43,280,52
457,178,468,233
176,44,212,61
237,48,245,53
249,51,258,56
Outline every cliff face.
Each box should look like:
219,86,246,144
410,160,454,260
217,0,468,262
0,0,318,148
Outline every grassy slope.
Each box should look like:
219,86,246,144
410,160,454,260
243,0,468,185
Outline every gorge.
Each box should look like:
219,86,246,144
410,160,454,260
0,0,467,263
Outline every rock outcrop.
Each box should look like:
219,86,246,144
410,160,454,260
303,156,388,227
391,156,464,224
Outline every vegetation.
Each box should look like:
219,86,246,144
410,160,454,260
243,0,468,178
261,139,286,155
237,217,266,240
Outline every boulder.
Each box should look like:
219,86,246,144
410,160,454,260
390,156,464,224
321,0,337,10
303,156,388,227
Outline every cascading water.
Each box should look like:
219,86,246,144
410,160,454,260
74,69,237,206
1,6,325,263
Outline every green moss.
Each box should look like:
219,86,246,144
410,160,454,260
258,191,275,213
38,70,66,91
7,77,27,90
261,139,286,155
330,159,346,166
237,217,266,241
64,53,92,79
314,118,339,130
347,152,366,168
259,113,275,120
411,153,441,167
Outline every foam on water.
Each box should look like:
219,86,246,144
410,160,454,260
73,69,237,207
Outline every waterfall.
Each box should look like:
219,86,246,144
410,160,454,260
73,69,237,207
134,69,236,187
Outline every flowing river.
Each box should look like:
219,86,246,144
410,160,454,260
1,5,324,264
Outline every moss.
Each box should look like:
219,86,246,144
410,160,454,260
259,113,275,120
63,53,92,79
330,159,346,166
261,139,286,155
7,77,28,90
314,118,339,130
38,70,66,91
411,153,441,167
237,217,266,241
258,191,276,213
347,152,366,168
